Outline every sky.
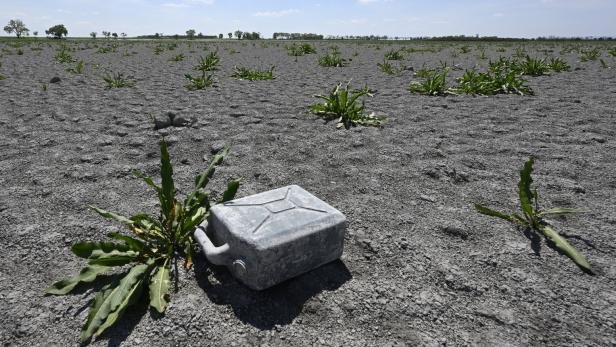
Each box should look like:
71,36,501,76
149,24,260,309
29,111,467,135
1,0,615,38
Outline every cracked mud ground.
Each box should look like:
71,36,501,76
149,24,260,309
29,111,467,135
1,40,615,346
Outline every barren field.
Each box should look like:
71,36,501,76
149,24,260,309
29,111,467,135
1,39,615,346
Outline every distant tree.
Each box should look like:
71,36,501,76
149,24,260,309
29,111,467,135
90,32,97,39
218,33,223,39
4,19,29,38
198,32,203,37
234,30,243,39
112,32,118,38
45,24,68,39
102,30,111,39
121,32,127,39
153,33,160,38
186,29,196,38
33,31,38,37
173,34,179,39
227,32,232,39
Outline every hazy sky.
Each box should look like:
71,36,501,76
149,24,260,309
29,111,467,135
1,0,615,38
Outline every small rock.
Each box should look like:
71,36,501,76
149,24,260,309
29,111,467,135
210,141,226,154
419,194,436,203
442,225,469,240
49,76,61,83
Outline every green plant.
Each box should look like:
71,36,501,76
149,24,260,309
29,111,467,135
0,73,5,80
231,66,275,81
153,45,164,55
384,49,404,60
103,72,134,89
459,45,472,54
477,49,488,60
97,45,117,54
184,71,214,90
513,46,527,59
475,157,592,273
65,59,85,74
409,68,450,96
547,57,570,72
46,141,240,342
41,83,47,91
600,59,609,69
454,69,533,96
287,43,316,56
193,51,220,71
54,48,76,63
169,53,185,62
377,59,406,75
516,56,550,76
580,48,600,62
608,47,616,57
488,69,533,95
318,51,348,67
310,82,385,129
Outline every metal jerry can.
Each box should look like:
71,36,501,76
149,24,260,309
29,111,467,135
193,185,347,290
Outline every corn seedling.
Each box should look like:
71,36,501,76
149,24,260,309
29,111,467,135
65,60,85,74
409,68,450,96
169,53,185,62
194,51,220,71
454,69,533,96
516,56,550,76
231,66,275,81
0,74,5,80
318,50,348,67
547,57,570,72
184,71,214,90
103,72,134,89
384,49,404,61
600,59,609,69
580,48,600,62
46,141,240,342
377,59,406,75
54,48,76,63
41,83,47,91
287,43,316,56
514,46,527,59
153,45,164,55
459,46,472,54
608,47,616,57
475,157,592,273
310,81,386,129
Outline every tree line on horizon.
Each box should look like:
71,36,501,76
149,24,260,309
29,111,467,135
3,19,616,41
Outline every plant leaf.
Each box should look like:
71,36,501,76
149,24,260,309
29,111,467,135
149,262,170,313
159,141,175,222
220,179,240,203
538,224,592,273
46,265,112,295
72,241,132,259
538,208,589,217
474,204,516,223
518,157,536,221
89,206,133,225
80,262,152,342
107,232,145,252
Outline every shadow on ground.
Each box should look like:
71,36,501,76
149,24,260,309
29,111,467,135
194,254,352,330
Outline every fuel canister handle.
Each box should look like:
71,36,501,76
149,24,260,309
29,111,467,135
193,222,230,265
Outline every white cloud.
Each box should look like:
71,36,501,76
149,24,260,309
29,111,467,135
161,0,213,8
358,0,393,4
161,2,189,8
253,9,300,17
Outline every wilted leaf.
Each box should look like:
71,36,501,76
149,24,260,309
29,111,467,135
539,224,592,273
149,262,170,313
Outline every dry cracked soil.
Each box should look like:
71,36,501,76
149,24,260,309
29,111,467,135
1,39,615,346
